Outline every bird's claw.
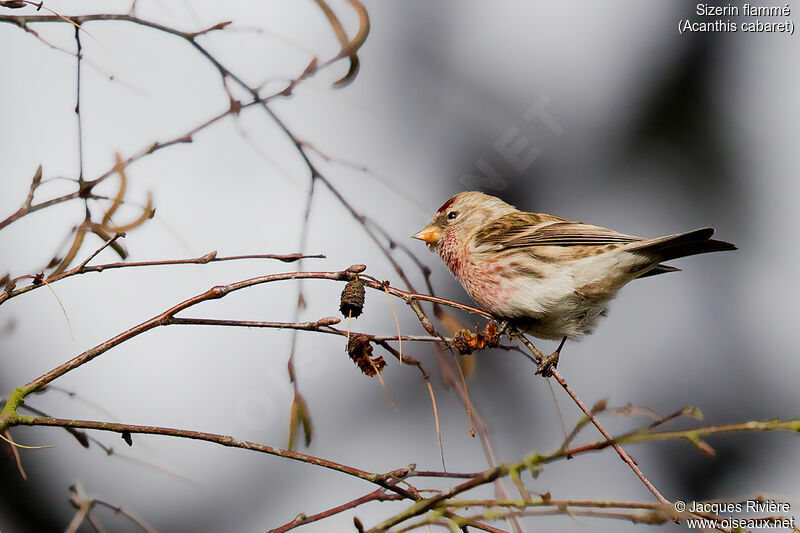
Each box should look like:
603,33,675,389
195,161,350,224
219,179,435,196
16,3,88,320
535,336,566,377
535,351,559,377
496,320,511,336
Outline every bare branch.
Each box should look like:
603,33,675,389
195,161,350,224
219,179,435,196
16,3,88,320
15,415,404,493
268,487,401,533
514,331,669,505
1,251,325,305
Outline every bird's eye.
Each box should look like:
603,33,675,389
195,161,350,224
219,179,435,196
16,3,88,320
447,211,459,220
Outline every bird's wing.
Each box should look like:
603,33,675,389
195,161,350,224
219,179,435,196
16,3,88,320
474,213,642,250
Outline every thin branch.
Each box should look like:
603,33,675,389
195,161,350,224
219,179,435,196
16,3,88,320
92,499,158,533
394,507,670,533
448,498,670,512
410,471,484,479
268,487,401,533
1,251,325,304
514,332,669,505
2,430,27,479
75,232,125,271
364,461,511,532
615,419,800,446
169,316,448,345
13,414,413,498
65,500,93,533
74,24,84,183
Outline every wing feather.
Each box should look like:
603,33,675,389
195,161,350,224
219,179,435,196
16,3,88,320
474,213,642,250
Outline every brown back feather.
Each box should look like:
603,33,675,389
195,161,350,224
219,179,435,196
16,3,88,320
474,214,640,249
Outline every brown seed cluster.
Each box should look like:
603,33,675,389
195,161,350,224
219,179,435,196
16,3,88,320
347,334,386,376
451,321,502,355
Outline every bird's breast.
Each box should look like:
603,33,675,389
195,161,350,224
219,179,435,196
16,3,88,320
438,238,517,314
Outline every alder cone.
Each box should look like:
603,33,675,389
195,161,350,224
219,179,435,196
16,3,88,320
347,334,386,376
340,278,365,318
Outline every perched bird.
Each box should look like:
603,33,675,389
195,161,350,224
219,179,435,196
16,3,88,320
412,191,736,375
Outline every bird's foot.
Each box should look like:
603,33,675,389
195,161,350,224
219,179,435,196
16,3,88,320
535,352,559,377
496,320,511,336
535,337,567,378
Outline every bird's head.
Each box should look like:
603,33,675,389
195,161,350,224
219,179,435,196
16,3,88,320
412,191,517,251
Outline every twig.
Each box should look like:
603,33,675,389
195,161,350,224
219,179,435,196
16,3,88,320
170,316,455,345
75,233,125,271
12,414,413,498
74,24,84,184
39,277,73,338
69,484,159,533
92,499,158,533
2,430,27,479
65,500,93,533
394,507,670,533
268,487,402,533
1,251,325,304
364,461,511,531
514,332,670,505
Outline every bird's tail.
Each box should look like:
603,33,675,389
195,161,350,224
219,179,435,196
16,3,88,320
627,227,737,262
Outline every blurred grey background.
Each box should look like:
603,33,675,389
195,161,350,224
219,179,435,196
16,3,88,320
1,1,798,531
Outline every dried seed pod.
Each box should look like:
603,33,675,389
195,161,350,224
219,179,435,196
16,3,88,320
347,334,386,376
482,321,502,346
339,278,365,318
452,322,503,355
452,329,479,355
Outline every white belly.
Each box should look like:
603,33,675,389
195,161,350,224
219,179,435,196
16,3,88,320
459,251,646,340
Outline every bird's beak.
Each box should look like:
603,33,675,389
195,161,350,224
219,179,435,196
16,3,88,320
412,225,442,245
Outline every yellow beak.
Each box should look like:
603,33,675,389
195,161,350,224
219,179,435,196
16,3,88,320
412,225,442,244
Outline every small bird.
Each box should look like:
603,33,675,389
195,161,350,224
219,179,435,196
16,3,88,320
412,191,736,375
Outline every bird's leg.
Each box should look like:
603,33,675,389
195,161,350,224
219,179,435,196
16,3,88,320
536,336,566,377
495,319,511,336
